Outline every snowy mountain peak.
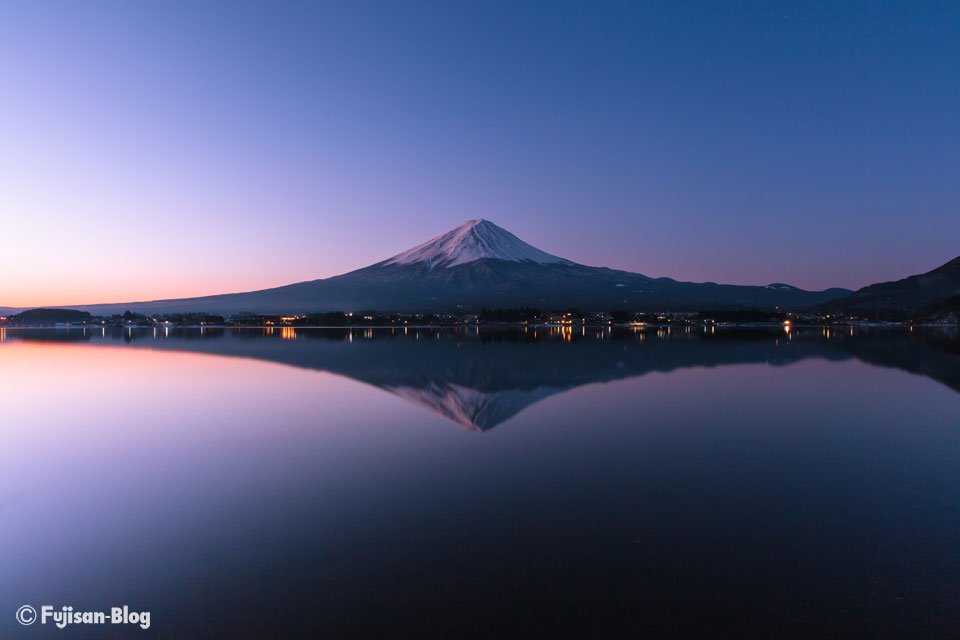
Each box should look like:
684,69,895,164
383,219,571,269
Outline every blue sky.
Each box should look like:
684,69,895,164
1,1,958,305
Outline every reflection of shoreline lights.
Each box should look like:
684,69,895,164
282,327,296,340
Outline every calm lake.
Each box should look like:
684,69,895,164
1,326,958,638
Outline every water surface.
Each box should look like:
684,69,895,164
1,326,958,638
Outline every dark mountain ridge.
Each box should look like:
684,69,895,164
815,256,960,317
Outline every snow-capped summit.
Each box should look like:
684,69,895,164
382,219,571,269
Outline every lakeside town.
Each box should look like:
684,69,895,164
1,306,955,329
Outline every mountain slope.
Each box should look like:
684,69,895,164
912,295,960,324
24,219,852,314
814,256,960,317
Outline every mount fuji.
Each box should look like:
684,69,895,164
53,219,851,315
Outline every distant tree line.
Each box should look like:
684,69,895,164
3,306,823,329
7,308,93,325
478,307,543,322
697,309,785,323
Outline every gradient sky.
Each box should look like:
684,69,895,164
1,1,958,306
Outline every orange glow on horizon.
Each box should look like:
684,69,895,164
0,275,309,309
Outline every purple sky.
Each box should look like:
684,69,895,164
1,1,958,306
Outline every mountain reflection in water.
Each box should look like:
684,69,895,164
4,325,957,431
